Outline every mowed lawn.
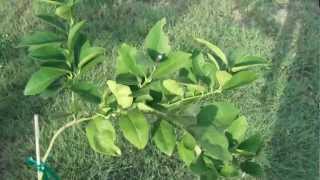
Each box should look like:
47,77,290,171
0,0,319,179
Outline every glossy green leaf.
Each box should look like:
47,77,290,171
107,80,133,109
202,62,218,87
197,102,239,128
29,45,65,61
24,67,66,95
177,132,197,165
196,38,228,66
216,70,232,88
86,116,121,156
237,134,263,156
67,21,86,50
116,73,139,86
226,116,248,142
145,18,171,55
55,4,72,20
116,44,144,76
71,81,101,103
240,161,263,177
162,79,184,96
119,109,150,149
232,56,267,72
223,71,258,90
78,46,104,69
153,51,191,79
19,31,62,47
153,120,176,156
37,14,66,32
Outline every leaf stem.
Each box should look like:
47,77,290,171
42,116,93,163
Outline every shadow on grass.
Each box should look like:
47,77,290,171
238,0,319,179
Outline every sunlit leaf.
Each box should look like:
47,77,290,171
107,80,133,109
223,71,257,90
86,116,121,156
145,18,171,57
119,109,149,149
153,120,176,156
196,38,228,66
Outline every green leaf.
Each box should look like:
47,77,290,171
116,73,139,86
237,134,263,156
153,120,176,156
226,116,248,142
196,38,228,66
223,71,258,90
216,71,232,88
116,44,145,76
190,125,231,161
107,80,133,109
36,14,66,32
177,132,197,165
240,161,263,177
24,67,66,95
202,62,218,87
29,45,65,61
191,52,205,77
162,79,184,96
78,46,104,69
67,21,86,50
119,109,150,149
145,18,171,56
86,116,121,156
55,4,72,20
39,0,63,5
220,163,239,177
153,51,191,79
190,156,219,180
70,81,101,103
207,53,220,70
232,56,267,72
197,102,239,129
19,31,62,47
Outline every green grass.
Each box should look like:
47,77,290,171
0,0,319,179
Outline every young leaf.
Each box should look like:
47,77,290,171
68,20,86,50
78,46,104,69
70,81,101,103
24,67,66,95
145,18,171,56
55,4,73,20
107,80,133,109
36,14,66,32
116,44,144,76
223,71,257,90
226,116,248,142
39,0,63,5
153,51,191,79
119,109,150,149
162,79,184,96
237,134,263,156
19,31,62,47
240,161,263,177
232,56,267,72
216,71,232,88
153,120,176,156
220,163,239,177
191,52,205,77
29,45,65,61
177,132,197,165
86,116,121,156
195,38,228,66
207,53,220,70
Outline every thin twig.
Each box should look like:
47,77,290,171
34,114,42,180
42,116,93,163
